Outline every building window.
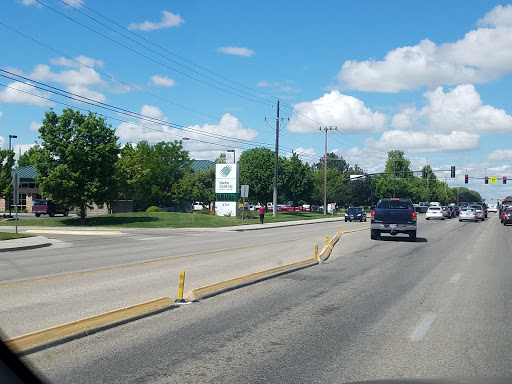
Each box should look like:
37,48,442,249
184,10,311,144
16,193,27,211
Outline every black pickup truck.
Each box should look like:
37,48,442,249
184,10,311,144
370,198,417,241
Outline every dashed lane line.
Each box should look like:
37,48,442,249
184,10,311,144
411,312,437,341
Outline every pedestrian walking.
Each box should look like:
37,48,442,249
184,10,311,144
259,203,265,224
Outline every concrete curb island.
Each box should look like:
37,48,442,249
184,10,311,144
3,222,359,354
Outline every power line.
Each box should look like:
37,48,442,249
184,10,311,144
33,0,273,107
60,0,278,106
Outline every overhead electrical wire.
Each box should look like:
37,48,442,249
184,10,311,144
32,0,273,107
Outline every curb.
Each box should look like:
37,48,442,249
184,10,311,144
183,258,318,301
232,217,345,231
0,242,52,253
4,297,177,355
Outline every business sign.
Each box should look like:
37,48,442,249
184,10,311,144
241,185,249,198
215,164,239,217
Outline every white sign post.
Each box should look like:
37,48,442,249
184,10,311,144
215,164,239,217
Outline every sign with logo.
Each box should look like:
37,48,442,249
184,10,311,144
490,176,497,183
215,164,239,217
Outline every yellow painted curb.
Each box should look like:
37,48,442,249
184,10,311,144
26,230,122,235
184,258,318,301
4,297,175,354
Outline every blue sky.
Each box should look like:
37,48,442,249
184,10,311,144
1,0,512,201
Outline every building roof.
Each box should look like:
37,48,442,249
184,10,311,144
13,160,214,181
14,165,36,181
191,160,215,172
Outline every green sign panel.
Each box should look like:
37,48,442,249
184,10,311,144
216,193,238,202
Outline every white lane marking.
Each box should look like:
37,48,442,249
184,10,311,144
136,237,168,241
411,312,436,341
466,254,473,260
449,273,462,284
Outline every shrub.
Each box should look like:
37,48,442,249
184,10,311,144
146,206,160,213
237,210,255,219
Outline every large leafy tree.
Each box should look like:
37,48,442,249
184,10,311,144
238,147,275,204
117,140,191,209
279,153,314,205
172,167,215,208
33,108,120,223
313,152,349,174
0,150,15,200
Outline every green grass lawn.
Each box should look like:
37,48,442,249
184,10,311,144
0,211,341,228
0,232,33,240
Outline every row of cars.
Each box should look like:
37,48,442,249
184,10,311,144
426,203,488,222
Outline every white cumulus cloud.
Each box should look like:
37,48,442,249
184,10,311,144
487,149,512,162
365,130,480,153
116,106,258,160
337,5,512,92
288,91,387,133
391,84,512,134
128,11,184,31
218,47,255,57
49,55,103,69
0,81,54,107
30,121,42,132
286,147,318,164
150,75,176,87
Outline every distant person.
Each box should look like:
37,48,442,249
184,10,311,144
259,203,265,224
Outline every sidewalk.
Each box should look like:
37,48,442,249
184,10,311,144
0,236,53,252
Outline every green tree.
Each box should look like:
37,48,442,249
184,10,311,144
117,140,191,209
17,145,42,168
0,150,15,201
215,153,227,164
385,150,411,177
313,152,349,174
279,153,314,205
33,108,120,224
172,167,215,208
311,167,344,206
238,147,275,204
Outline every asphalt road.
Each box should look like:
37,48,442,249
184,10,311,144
18,213,512,383
0,218,359,336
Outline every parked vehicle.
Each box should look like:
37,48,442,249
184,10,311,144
459,208,478,222
502,208,512,226
192,202,206,211
430,202,441,207
426,206,444,220
370,198,417,241
32,199,69,217
345,207,367,222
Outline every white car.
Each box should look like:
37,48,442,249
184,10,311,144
487,204,498,213
192,202,205,211
426,206,444,220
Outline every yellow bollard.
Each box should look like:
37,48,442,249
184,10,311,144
340,225,343,233
326,235,329,246
177,270,186,302
315,244,318,261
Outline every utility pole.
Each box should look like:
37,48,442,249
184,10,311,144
320,127,337,215
8,135,17,216
273,100,279,218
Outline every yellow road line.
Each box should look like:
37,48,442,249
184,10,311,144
26,230,122,235
0,236,316,289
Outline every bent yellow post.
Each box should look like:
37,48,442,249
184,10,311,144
177,270,186,302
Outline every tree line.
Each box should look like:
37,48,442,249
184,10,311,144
6,109,482,223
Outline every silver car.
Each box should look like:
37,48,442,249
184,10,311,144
459,208,478,222
468,204,485,221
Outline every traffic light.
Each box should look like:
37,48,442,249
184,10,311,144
422,168,428,178
485,176,489,184
465,175,468,184
402,169,407,178
451,166,455,178
504,176,507,184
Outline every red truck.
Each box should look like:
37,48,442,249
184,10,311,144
32,199,70,217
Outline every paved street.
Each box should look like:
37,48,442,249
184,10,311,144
16,213,512,383
0,218,356,337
